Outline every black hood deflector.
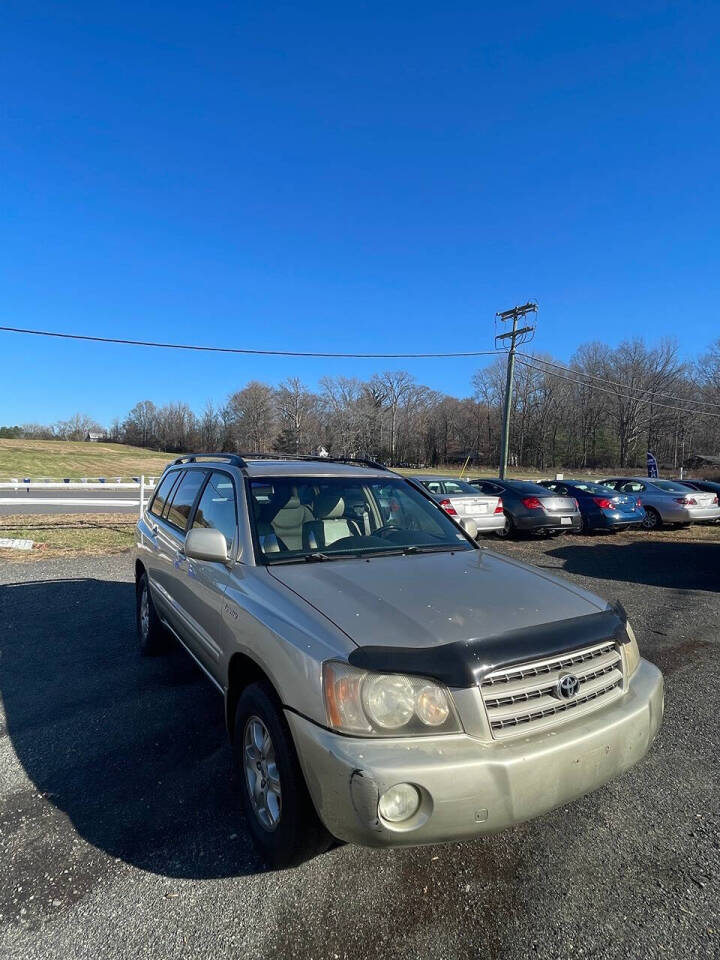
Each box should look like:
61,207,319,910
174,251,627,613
348,602,629,688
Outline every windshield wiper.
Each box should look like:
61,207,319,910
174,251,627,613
400,544,464,555
267,551,361,564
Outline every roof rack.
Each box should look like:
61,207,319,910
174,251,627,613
171,453,249,467
241,453,390,471
169,452,391,472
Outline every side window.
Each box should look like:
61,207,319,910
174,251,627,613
165,470,207,531
193,471,238,549
425,481,442,494
149,471,180,518
480,482,502,495
620,481,643,493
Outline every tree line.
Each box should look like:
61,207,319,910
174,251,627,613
9,337,720,471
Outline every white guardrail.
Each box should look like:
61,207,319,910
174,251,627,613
0,477,157,517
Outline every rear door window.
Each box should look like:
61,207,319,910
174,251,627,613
149,471,180,518
165,470,207,531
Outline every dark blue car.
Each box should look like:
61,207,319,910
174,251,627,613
538,479,646,533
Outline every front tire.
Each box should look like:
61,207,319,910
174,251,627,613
136,571,168,655
233,683,331,869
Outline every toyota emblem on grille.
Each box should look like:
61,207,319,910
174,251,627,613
557,673,579,700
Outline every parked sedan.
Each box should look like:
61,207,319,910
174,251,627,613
410,476,505,536
538,479,645,533
670,477,720,498
599,477,720,529
468,478,582,538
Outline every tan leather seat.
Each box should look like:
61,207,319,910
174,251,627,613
260,486,313,552
303,492,361,550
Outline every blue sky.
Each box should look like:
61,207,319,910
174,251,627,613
2,1,719,426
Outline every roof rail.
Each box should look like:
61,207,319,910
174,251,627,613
240,452,390,471
171,452,248,467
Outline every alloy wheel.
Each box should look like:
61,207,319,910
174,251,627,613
243,715,282,831
642,509,659,530
139,585,150,639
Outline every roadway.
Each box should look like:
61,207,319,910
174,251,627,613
0,487,145,515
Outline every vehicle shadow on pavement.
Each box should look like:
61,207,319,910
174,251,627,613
0,576,266,881
545,538,720,592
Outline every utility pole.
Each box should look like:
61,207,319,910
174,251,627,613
496,302,538,479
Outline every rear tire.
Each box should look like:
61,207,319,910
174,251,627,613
494,511,514,539
136,571,168,655
641,507,662,531
233,683,331,869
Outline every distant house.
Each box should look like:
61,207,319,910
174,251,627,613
85,432,105,442
683,453,720,470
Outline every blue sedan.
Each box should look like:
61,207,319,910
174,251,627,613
538,479,646,533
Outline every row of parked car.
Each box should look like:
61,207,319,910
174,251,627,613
412,474,720,538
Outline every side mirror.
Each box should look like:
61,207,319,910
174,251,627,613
185,527,228,563
460,517,478,539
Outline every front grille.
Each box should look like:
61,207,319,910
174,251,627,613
480,640,624,739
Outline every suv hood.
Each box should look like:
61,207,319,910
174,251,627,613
268,548,607,649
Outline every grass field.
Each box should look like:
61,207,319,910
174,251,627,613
0,513,136,562
0,439,174,479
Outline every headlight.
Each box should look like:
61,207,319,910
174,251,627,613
323,662,462,737
623,619,641,676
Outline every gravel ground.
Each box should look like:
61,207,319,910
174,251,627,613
1,534,718,960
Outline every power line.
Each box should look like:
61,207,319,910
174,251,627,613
0,325,504,360
518,351,720,409
516,357,720,420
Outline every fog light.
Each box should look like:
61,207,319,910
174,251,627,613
378,783,421,823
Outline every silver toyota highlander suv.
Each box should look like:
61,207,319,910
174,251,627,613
135,453,664,868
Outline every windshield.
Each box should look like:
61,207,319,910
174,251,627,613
651,479,694,493
249,476,475,563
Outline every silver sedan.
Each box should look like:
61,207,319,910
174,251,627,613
599,477,720,529
410,476,506,535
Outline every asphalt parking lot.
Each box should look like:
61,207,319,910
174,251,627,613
1,533,719,960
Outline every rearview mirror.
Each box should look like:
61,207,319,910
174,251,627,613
460,517,478,539
184,527,228,563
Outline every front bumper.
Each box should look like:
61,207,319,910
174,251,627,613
287,658,663,847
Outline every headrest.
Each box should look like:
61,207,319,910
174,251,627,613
315,492,345,519
270,486,301,512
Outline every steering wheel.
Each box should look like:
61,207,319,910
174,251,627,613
373,523,404,539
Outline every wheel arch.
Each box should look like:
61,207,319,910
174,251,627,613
226,652,281,741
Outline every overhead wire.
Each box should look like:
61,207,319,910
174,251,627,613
0,325,504,360
2,321,719,417
517,351,720,409
516,357,720,420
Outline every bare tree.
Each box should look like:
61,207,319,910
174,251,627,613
275,378,319,453
371,371,416,465
225,382,276,451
